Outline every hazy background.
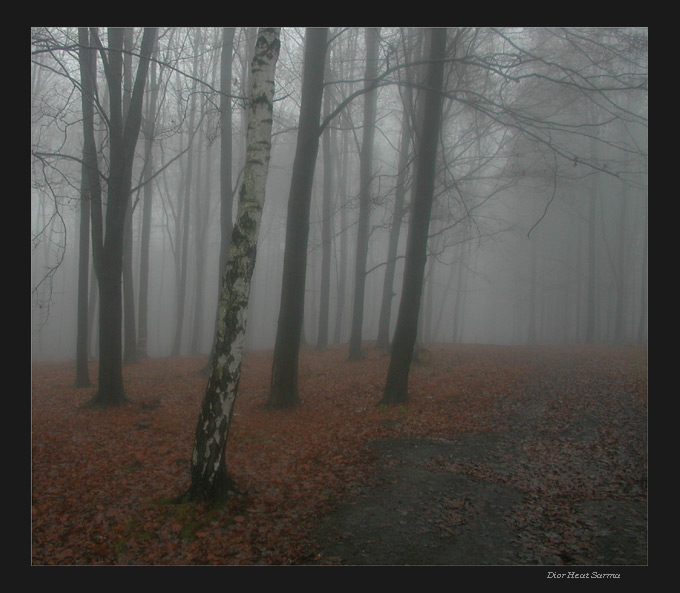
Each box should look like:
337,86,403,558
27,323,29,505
31,27,648,362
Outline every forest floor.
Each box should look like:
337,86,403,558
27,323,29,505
31,343,648,569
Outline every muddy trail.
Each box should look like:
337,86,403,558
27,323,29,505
310,350,648,567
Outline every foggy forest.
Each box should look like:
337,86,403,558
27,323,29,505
31,27,647,567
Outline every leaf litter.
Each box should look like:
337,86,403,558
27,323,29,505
31,343,647,565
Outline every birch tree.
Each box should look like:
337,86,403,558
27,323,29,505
184,27,280,503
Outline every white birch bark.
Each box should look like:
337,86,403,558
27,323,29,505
186,28,280,502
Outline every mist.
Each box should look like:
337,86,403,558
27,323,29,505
31,27,648,363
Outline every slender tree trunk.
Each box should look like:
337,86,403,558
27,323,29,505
637,200,647,344
88,263,98,358
172,31,201,357
451,242,469,343
267,28,328,409
376,32,418,350
137,43,158,358
331,32,359,345
333,130,350,344
171,128,194,356
76,27,96,387
185,28,280,503
191,48,216,356
585,170,597,344
191,126,209,354
381,28,447,405
123,198,137,362
76,159,92,386
316,49,333,351
527,233,538,344
434,245,457,341
348,27,380,361
422,257,435,344
614,171,629,343
122,28,138,364
376,98,412,349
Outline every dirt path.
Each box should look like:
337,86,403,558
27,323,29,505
310,353,647,566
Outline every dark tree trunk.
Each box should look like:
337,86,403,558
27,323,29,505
88,27,157,407
381,28,447,405
348,27,380,361
376,93,413,349
267,28,328,410
96,265,126,405
376,32,418,351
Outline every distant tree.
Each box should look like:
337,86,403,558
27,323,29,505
376,29,420,350
122,28,138,364
136,36,161,358
332,127,351,344
204,27,237,368
348,27,380,361
267,28,328,409
637,200,647,344
316,46,334,352
184,27,280,503
585,132,599,344
75,27,97,387
381,28,447,404
331,30,361,345
171,29,202,357
190,31,221,354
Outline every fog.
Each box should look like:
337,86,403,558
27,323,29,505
31,27,648,363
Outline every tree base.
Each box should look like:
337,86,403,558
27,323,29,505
266,376,300,410
348,349,364,362
178,471,238,505
265,395,300,411
378,390,409,406
85,392,128,408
